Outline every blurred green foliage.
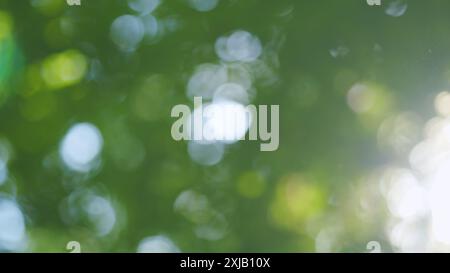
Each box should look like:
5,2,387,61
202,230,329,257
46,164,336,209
0,0,448,252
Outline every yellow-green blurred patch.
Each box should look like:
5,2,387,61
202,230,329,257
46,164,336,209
41,50,88,91
236,171,267,199
31,0,65,17
0,11,12,41
23,64,46,97
347,82,394,130
269,173,327,231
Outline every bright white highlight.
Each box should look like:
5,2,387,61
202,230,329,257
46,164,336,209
215,30,262,63
188,100,252,144
128,0,160,15
110,15,145,52
0,198,26,251
60,123,103,172
137,235,180,253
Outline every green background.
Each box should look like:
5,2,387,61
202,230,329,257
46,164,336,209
0,0,446,252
